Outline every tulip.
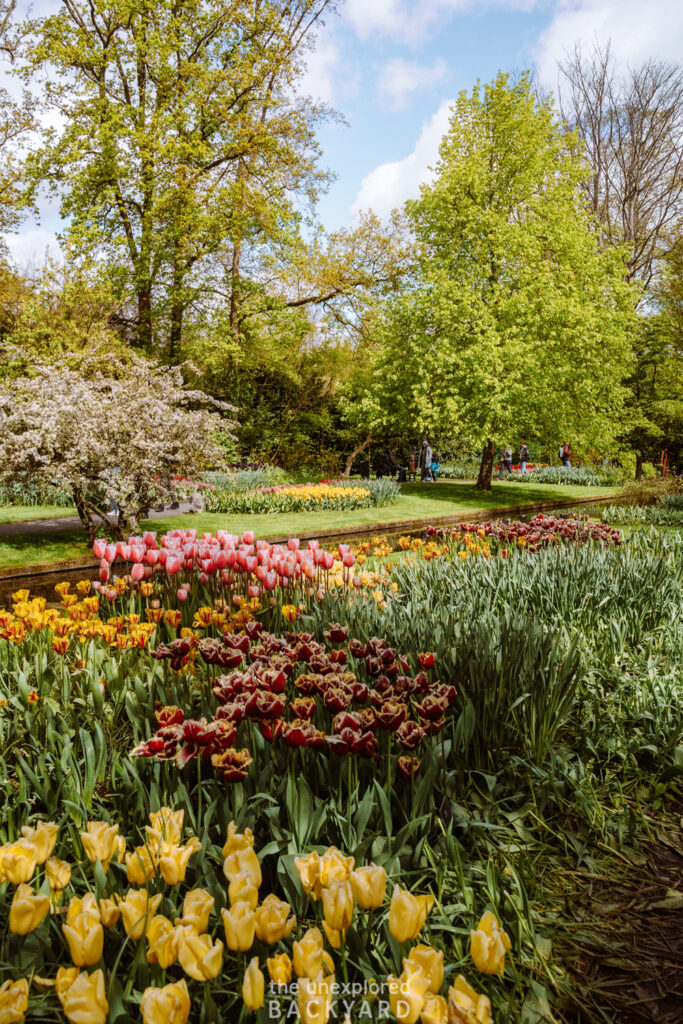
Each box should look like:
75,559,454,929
119,889,163,941
242,956,265,1012
470,910,511,976
146,915,180,969
131,563,145,581
297,973,335,1024
293,928,334,979
319,847,354,888
80,821,124,871
253,893,296,944
0,839,38,884
223,846,261,890
0,977,29,1022
228,871,259,909
421,993,448,1024
267,952,293,987
125,846,156,885
56,967,108,1024
158,837,202,885
408,944,444,993
222,821,255,857
46,856,72,894
177,929,224,981
387,958,431,1024
447,976,492,1024
98,896,121,927
9,883,50,935
222,901,256,951
176,888,214,933
62,911,104,967
20,821,57,864
321,921,343,949
66,892,100,924
294,850,320,899
141,979,191,1024
388,885,435,943
349,863,386,910
321,880,354,931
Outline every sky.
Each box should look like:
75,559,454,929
4,0,683,264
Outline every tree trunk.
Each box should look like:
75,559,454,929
229,240,241,345
476,439,496,491
138,285,153,350
635,450,643,480
169,249,183,362
343,433,372,477
72,484,97,546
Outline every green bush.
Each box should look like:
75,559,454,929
501,464,626,486
600,502,683,527
0,479,74,507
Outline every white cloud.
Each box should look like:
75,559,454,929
2,228,62,270
300,39,342,104
379,57,448,109
535,0,683,90
345,0,537,43
351,98,454,219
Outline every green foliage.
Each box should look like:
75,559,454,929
600,502,683,527
204,477,399,514
0,479,73,507
366,72,637,485
500,464,627,486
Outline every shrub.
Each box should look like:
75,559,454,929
499,464,626,486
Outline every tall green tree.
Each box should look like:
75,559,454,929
367,72,636,488
24,0,334,354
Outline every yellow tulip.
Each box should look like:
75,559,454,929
62,913,104,967
80,822,124,871
141,979,190,1024
388,884,435,943
0,978,29,1023
119,889,163,941
55,967,109,1024
46,857,72,893
66,893,100,925
9,883,50,935
242,956,265,1012
158,837,202,886
20,822,58,864
319,847,354,888
0,839,38,884
177,930,224,981
470,911,511,976
223,846,261,889
222,901,256,951
297,973,335,1024
322,921,343,949
294,851,321,899
293,927,334,979
349,863,386,909
125,846,156,885
408,944,444,993
176,888,214,933
421,993,448,1024
447,976,493,1024
147,807,184,844
267,952,293,987
146,915,181,969
321,880,354,932
254,893,296,943
228,871,259,909
98,897,121,927
387,959,431,1024
222,821,254,858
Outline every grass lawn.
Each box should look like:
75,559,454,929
0,504,76,524
0,480,622,571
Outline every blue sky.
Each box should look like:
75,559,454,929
4,0,683,261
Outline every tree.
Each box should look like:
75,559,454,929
0,349,235,540
24,0,335,354
0,0,34,234
557,42,683,293
366,72,636,489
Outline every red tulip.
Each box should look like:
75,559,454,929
93,539,107,559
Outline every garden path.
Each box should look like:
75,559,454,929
0,501,193,536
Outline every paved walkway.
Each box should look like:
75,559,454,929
0,502,193,537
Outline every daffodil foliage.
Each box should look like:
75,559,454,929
367,72,637,487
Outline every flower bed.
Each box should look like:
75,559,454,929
205,477,400,514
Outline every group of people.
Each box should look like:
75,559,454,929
497,441,532,478
373,441,440,482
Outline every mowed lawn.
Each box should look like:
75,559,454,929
0,480,621,570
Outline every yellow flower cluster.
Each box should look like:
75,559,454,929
0,588,156,651
276,484,370,503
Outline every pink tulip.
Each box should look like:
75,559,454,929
99,567,110,582
199,572,210,585
143,532,157,548
264,573,277,591
166,557,181,575
307,540,319,551
130,546,145,563
288,538,300,551
338,544,350,558
146,550,159,566
177,588,188,601
105,545,117,564
322,552,335,570
106,588,117,601
248,585,260,598
130,563,145,582
93,539,107,559
215,551,228,570
342,553,355,567
242,531,255,545
225,550,236,567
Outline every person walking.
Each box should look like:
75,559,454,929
408,451,417,482
498,445,513,479
560,442,571,468
430,450,440,482
519,441,530,475
419,440,433,482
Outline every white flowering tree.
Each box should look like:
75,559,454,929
0,350,236,541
